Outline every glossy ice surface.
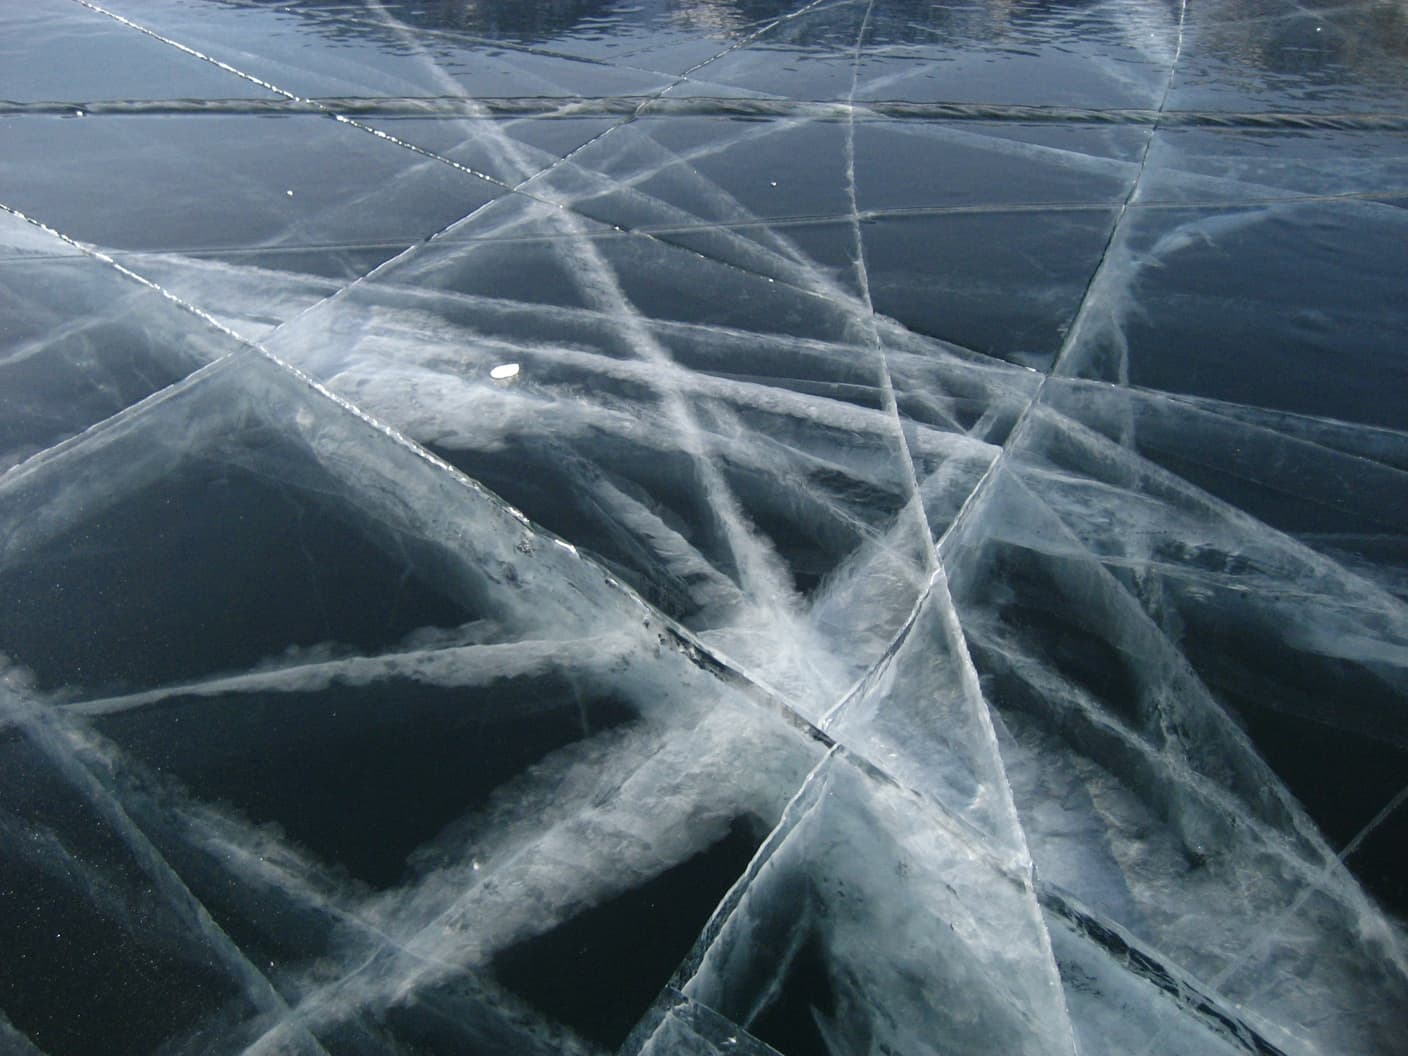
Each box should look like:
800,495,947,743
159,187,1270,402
1,1,1406,1054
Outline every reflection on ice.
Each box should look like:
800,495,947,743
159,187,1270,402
1,0,1406,1053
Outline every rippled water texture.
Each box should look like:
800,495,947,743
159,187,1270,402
1,2,1406,1054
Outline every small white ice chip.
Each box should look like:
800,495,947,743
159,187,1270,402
490,362,521,381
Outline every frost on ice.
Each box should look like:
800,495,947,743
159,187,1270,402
1,0,1406,1054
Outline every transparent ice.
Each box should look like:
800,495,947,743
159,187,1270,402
1,0,1406,1053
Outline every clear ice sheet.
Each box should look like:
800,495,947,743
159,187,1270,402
1,1,1406,1053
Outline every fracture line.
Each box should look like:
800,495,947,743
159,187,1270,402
843,0,939,572
927,0,1193,569
0,685,333,1055
0,196,856,760
11,93,1408,129
57,0,868,384
341,4,789,616
0,201,260,351
840,3,1194,1041
804,0,1223,710
260,0,842,338
1135,780,1408,1056
62,0,1086,376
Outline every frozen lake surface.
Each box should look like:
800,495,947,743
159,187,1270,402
1,1,1406,1053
